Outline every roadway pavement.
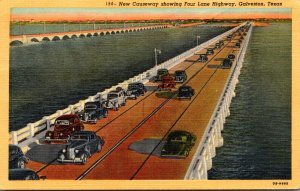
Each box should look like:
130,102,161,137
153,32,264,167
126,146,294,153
25,31,244,180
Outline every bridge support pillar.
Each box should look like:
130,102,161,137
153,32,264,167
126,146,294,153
68,105,74,114
216,120,224,147
22,35,28,44
12,131,18,145
79,100,85,110
28,123,35,137
204,147,212,170
42,117,51,130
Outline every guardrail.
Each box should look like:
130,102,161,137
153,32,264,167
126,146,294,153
184,23,253,179
9,23,244,152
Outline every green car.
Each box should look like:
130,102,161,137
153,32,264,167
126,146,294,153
155,68,169,81
161,130,196,158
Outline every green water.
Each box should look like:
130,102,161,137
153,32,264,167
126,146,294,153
208,22,291,179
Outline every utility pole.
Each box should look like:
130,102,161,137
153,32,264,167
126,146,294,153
197,35,201,46
154,48,162,72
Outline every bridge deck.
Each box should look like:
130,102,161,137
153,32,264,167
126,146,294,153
25,33,242,180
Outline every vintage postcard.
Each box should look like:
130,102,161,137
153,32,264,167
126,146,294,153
0,0,299,189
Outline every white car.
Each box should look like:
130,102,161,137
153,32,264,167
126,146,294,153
103,88,127,111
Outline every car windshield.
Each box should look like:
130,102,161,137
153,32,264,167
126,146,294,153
175,71,184,75
9,147,17,155
85,104,97,110
107,93,118,99
207,49,213,51
158,70,167,75
55,120,70,126
180,87,189,92
224,59,231,64
169,135,187,143
71,135,89,140
200,54,206,58
128,85,139,90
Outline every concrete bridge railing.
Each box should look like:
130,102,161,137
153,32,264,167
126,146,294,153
10,25,169,46
184,23,253,180
9,23,244,152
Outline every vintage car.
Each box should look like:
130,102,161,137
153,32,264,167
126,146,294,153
77,101,108,124
174,70,187,83
206,48,214,55
235,42,241,48
228,54,236,60
222,58,233,69
45,114,84,142
103,88,126,111
214,42,221,49
57,131,105,164
161,130,196,158
9,144,29,169
154,68,169,81
9,169,45,180
238,39,243,43
158,75,176,91
198,54,208,62
126,82,147,99
177,85,195,100
227,35,232,40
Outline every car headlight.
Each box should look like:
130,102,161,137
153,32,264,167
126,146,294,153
75,149,79,153
62,149,66,153
49,133,52,136
60,133,63,136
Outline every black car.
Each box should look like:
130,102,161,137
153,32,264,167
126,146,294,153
9,144,29,169
222,58,233,69
214,42,221,49
206,48,214,55
228,54,236,60
198,54,208,62
161,130,196,158
177,85,195,100
78,101,108,124
57,131,104,164
126,82,147,99
227,35,232,40
235,42,241,48
9,169,43,180
174,70,187,83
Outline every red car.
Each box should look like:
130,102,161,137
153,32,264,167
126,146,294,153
45,114,84,142
158,75,176,91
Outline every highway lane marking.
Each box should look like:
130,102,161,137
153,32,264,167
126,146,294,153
76,37,234,180
130,40,238,180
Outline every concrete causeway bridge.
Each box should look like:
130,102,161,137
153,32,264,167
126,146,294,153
9,22,252,180
9,24,169,46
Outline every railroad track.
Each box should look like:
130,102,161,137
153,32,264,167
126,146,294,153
75,37,238,180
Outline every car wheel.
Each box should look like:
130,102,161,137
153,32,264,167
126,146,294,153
104,110,108,118
18,160,26,169
114,104,119,111
81,153,88,165
185,150,190,157
97,143,102,152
